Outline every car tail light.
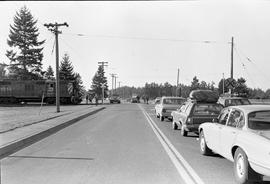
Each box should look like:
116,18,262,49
186,118,193,124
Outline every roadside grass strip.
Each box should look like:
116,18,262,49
139,104,205,184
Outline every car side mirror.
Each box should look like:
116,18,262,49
212,118,218,123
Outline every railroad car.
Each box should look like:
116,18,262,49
0,79,80,104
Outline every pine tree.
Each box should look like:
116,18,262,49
6,6,45,80
44,65,54,79
59,53,74,80
91,66,109,98
73,72,84,103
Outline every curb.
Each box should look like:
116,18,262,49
0,107,105,160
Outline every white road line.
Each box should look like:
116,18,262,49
138,104,205,184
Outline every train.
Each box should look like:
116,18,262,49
0,79,81,104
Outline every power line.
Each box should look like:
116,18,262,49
62,33,229,44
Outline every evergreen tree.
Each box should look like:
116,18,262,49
91,66,109,98
59,53,74,80
44,65,54,79
73,72,84,103
6,6,45,80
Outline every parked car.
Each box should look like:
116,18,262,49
131,95,140,103
198,105,270,184
109,94,121,104
217,96,251,107
154,97,161,104
155,96,186,122
171,99,223,136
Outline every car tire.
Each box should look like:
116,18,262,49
160,115,164,121
199,130,212,155
234,148,262,184
180,124,187,136
172,121,178,130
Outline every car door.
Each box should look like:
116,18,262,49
208,108,230,152
220,109,243,160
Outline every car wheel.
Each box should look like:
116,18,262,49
180,124,187,136
160,115,164,121
199,130,212,155
234,148,262,184
172,121,178,130
156,111,160,118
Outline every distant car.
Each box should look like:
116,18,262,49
198,105,270,184
217,96,251,107
155,96,186,122
131,96,139,103
109,94,121,104
171,99,223,136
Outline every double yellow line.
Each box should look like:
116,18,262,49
139,104,205,184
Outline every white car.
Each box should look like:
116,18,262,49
155,96,185,121
198,105,270,184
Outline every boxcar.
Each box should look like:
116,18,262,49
0,80,79,104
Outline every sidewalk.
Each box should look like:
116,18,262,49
0,105,106,159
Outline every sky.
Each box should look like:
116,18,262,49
1,1,270,90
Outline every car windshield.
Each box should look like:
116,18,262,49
248,111,270,130
163,98,185,105
193,104,223,115
225,99,251,106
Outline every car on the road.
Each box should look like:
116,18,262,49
217,96,251,107
154,97,161,104
171,99,223,136
109,94,121,104
155,96,186,122
131,95,140,103
198,105,270,184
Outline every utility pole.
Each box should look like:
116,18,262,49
118,81,121,88
177,68,180,86
114,76,118,94
44,22,68,113
229,36,234,96
110,73,116,95
98,61,108,70
222,73,225,94
231,37,234,79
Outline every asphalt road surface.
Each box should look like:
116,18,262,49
1,103,270,184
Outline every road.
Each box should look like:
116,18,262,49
1,103,270,184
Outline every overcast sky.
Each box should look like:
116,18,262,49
1,1,270,90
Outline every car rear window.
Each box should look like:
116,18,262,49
193,104,223,115
248,111,270,130
163,98,185,105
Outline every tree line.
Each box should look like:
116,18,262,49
114,76,270,100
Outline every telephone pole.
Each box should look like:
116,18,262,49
231,37,234,79
177,68,180,86
98,61,108,69
110,73,116,95
44,22,68,113
114,76,118,93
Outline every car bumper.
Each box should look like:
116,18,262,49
183,124,200,133
161,112,173,118
250,161,270,177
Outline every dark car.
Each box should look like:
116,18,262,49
171,90,223,136
109,94,121,104
217,96,251,107
171,99,223,136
